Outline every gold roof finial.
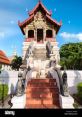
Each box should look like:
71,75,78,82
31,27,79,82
39,0,41,3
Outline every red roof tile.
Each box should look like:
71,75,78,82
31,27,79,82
18,1,62,35
18,14,34,34
0,50,10,65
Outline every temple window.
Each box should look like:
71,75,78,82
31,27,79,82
28,30,34,38
46,30,53,38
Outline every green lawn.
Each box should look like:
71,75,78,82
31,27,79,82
0,84,8,100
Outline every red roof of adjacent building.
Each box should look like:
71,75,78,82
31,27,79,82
0,50,10,65
18,1,62,35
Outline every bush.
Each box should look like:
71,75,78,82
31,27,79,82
0,84,8,100
0,64,2,70
77,82,82,99
0,64,2,74
73,102,79,109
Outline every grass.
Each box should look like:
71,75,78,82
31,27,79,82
0,84,8,100
72,94,82,109
73,102,79,109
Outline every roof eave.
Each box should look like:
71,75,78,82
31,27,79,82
18,15,34,35
29,1,51,16
46,14,62,33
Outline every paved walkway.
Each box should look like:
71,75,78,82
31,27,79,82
11,94,26,109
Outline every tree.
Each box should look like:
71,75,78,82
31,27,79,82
0,64,2,73
60,42,82,70
11,56,22,70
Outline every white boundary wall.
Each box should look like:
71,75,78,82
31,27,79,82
61,70,82,94
0,70,18,94
0,70,82,95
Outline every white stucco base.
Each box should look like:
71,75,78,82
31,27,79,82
11,94,26,109
0,70,82,95
61,70,82,94
0,70,18,94
59,95,74,109
0,70,82,109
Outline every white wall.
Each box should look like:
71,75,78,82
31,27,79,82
0,70,82,95
61,70,82,94
0,70,18,94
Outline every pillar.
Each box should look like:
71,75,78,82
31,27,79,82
34,30,36,41
26,28,28,39
44,29,46,42
35,29,37,42
53,30,56,41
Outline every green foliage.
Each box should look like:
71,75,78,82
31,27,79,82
0,64,2,73
73,102,79,109
0,84,8,100
60,42,82,70
11,56,22,70
0,64,2,70
77,82,82,100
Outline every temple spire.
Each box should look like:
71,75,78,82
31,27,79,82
39,0,41,3
13,46,17,56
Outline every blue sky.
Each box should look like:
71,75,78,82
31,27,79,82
0,0,82,57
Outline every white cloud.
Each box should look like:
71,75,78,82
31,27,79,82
26,8,29,12
0,9,22,40
54,8,56,12
60,32,82,41
0,32,5,38
77,33,82,40
10,20,15,24
0,27,20,40
68,20,71,24
0,9,21,26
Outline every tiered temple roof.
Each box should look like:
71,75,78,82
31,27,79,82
0,50,10,65
18,1,62,34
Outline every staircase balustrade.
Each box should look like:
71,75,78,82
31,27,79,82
46,41,52,58
23,41,35,65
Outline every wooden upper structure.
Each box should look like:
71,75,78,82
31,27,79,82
18,1,62,42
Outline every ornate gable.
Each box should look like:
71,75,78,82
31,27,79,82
18,1,62,35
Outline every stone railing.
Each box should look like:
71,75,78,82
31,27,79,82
46,41,52,58
23,41,34,65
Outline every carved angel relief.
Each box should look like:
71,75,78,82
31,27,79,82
34,11,46,28
35,11,45,21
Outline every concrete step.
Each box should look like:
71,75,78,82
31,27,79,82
28,78,56,82
26,99,60,108
33,49,46,54
25,104,60,109
26,88,59,95
26,93,53,98
26,98,54,105
27,81,57,85
26,96,59,101
27,83,57,87
26,92,59,98
27,79,57,85
33,47,47,60
26,87,59,93
25,78,60,109
25,91,59,98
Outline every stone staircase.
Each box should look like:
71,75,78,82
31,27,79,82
25,78,60,109
33,44,47,60
33,48,47,60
